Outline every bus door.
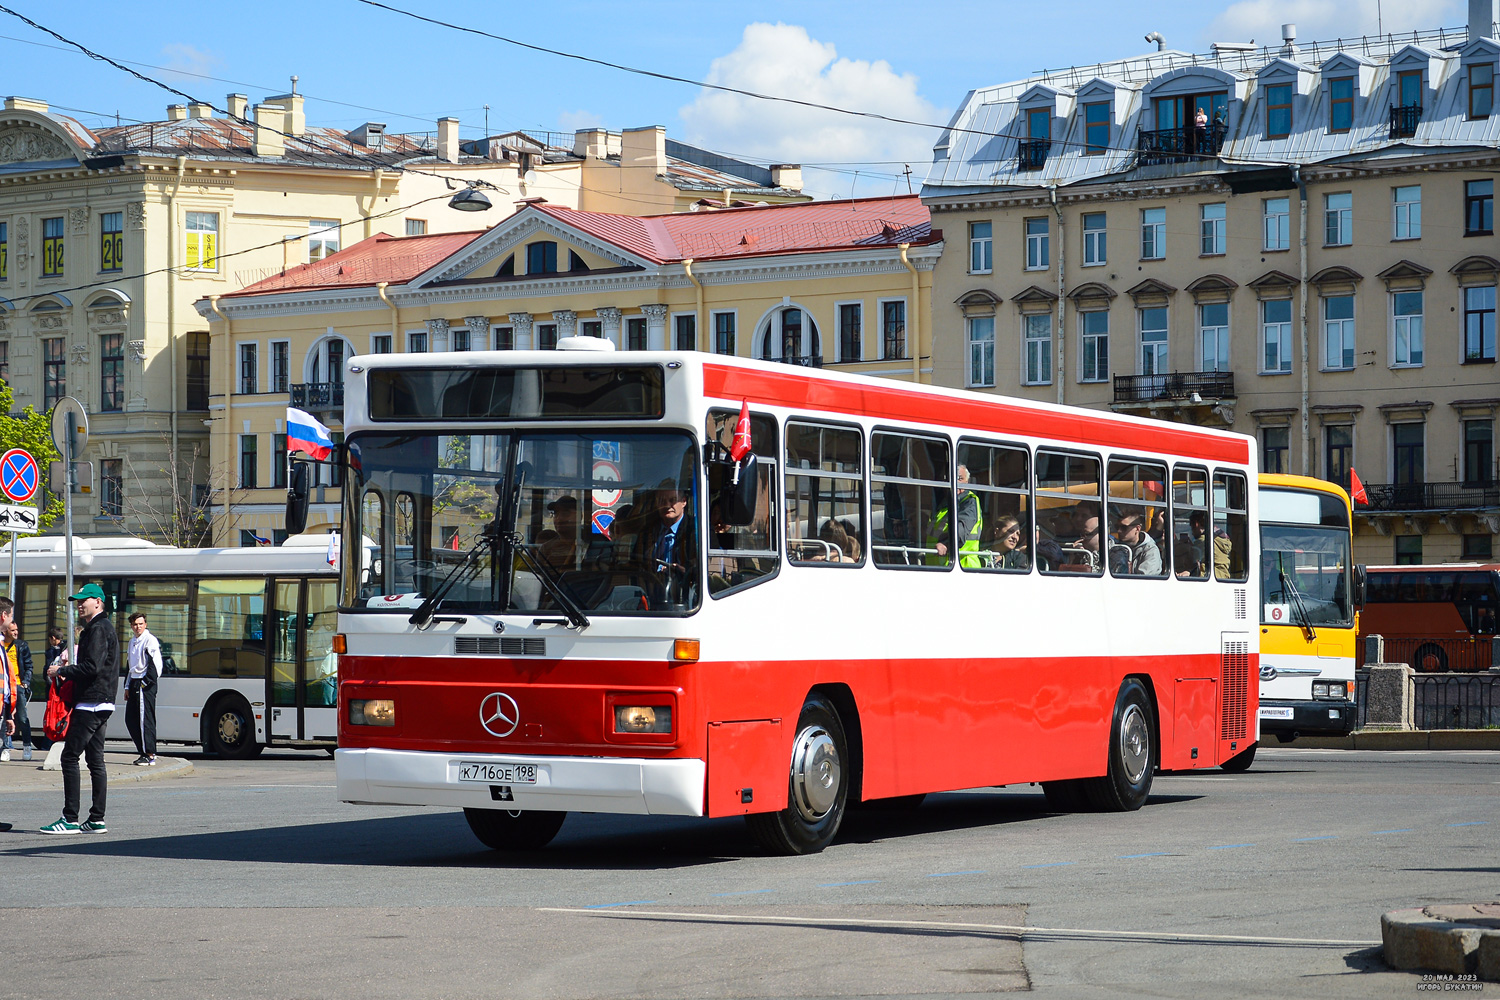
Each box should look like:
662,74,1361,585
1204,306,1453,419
268,578,340,743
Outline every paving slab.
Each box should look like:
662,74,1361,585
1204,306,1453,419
1384,903,1500,980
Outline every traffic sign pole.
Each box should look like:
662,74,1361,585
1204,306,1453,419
0,449,40,603
64,411,75,662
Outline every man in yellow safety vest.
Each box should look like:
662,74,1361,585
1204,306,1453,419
927,464,982,568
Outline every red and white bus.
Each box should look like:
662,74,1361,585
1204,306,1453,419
321,341,1259,854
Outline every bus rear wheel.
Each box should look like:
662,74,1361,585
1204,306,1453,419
1084,679,1155,812
1220,742,1257,772
205,695,263,759
1414,643,1448,672
463,808,566,851
746,694,849,855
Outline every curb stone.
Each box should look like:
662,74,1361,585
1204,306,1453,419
1383,904,1500,979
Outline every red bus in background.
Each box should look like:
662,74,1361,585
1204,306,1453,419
1360,566,1500,672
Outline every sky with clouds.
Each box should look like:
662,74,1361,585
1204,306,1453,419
0,0,1474,199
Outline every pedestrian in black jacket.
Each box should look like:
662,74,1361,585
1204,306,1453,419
42,584,119,835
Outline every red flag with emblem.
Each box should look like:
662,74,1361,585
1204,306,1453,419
728,400,752,462
1348,467,1369,505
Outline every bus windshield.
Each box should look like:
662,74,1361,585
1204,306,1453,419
345,430,700,616
1261,523,1352,626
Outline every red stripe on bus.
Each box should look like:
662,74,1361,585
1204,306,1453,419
701,364,1250,466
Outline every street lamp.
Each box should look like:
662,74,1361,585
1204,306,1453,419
448,186,493,212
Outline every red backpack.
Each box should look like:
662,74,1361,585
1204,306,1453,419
43,677,73,742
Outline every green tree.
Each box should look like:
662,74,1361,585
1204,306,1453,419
0,381,62,530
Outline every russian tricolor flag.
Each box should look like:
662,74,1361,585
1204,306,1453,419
287,407,335,461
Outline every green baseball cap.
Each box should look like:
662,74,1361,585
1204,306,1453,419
68,583,105,602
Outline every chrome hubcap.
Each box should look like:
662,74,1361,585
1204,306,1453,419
790,726,841,822
218,711,244,746
1119,704,1149,784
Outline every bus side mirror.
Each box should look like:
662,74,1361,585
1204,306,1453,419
286,461,311,536
1353,564,1367,608
708,453,758,527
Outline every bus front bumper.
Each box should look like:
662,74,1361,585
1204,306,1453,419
1259,699,1357,740
336,748,706,817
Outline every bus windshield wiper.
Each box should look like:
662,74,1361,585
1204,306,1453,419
510,534,591,630
1280,567,1317,641
408,536,491,628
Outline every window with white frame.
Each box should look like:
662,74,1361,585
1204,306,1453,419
1082,212,1106,266
1324,192,1352,246
1025,218,1049,270
1391,290,1424,367
1023,313,1052,385
371,334,392,354
1393,186,1421,240
1262,426,1289,474
405,218,427,236
1141,207,1166,259
713,312,736,355
1263,197,1290,251
184,211,219,271
969,221,992,273
408,330,428,353
1199,302,1229,371
1323,295,1355,369
1466,284,1497,362
1200,203,1226,255
308,220,340,262
1080,309,1109,382
838,303,862,362
882,300,907,359
967,315,995,388
238,342,257,394
1261,298,1293,373
1139,306,1168,375
452,327,471,351
674,314,695,351
271,340,290,392
493,326,514,350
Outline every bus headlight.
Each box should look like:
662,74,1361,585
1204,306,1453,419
614,705,672,734
350,699,396,726
1312,682,1349,701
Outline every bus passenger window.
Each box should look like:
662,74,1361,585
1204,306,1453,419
1035,451,1103,576
871,432,953,569
707,408,781,595
191,579,268,679
785,422,864,567
1172,466,1210,580
1107,460,1168,578
957,441,1031,572
1213,472,1249,581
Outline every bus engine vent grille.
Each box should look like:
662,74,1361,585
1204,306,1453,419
1234,588,1247,619
1221,639,1249,741
455,637,547,656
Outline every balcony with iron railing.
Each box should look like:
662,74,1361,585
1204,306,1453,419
1389,103,1422,139
1361,480,1500,512
290,382,344,413
1017,139,1050,171
1136,122,1227,166
1112,371,1235,405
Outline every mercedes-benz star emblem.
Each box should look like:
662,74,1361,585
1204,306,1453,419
480,692,520,738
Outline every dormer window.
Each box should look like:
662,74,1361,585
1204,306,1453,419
1084,102,1110,153
1472,62,1494,119
1329,78,1354,132
1266,84,1292,137
1397,71,1423,109
1019,107,1051,170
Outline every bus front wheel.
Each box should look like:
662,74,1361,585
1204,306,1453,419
1085,679,1155,812
463,808,565,851
205,695,263,759
746,694,849,855
1414,643,1448,672
1220,742,1257,772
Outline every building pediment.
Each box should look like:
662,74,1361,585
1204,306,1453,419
1450,255,1500,280
1185,273,1238,296
1376,259,1433,288
1247,269,1299,295
0,123,79,166
413,208,656,286
1018,83,1072,107
1066,281,1117,304
1125,278,1177,301
955,288,1002,307
1011,284,1058,304
1308,265,1363,286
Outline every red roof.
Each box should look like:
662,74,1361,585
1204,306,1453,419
223,230,485,297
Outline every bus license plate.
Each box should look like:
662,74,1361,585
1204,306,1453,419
458,762,538,784
1259,707,1295,720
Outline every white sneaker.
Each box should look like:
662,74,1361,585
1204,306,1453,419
0,749,10,762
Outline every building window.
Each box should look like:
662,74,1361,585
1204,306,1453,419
0,341,8,383
625,317,645,351
1139,307,1168,375
1199,302,1229,371
273,433,287,489
712,312,736,355
882,301,907,359
1263,197,1290,251
1465,285,1497,362
0,221,7,279
1023,313,1052,385
1080,310,1109,382
492,327,513,351
240,434,258,489
408,330,427,353
186,332,209,410
405,218,427,236
1084,101,1110,153
100,459,122,517
41,216,64,276
1324,192,1352,246
99,212,123,272
1463,534,1493,560
1392,291,1424,367
1141,207,1165,259
1024,218,1049,270
1325,425,1352,490
308,220,340,262
581,320,602,339
1323,295,1355,370
1393,422,1424,485
238,343,257,394
271,341,289,392
1261,298,1293,373
526,241,558,274
1200,203,1226,255
838,303,862,362
1388,185,1422,241
540,322,560,350
1394,535,1422,565
1464,419,1494,485
1082,212,1106,266
371,334,392,354
1329,77,1354,132
99,334,123,412
1470,62,1494,119
1466,179,1494,236
969,221,992,273
1266,83,1293,138
1398,70,1423,110
673,314,695,351
452,327,470,351
43,337,65,408
967,316,995,388
1262,426,1289,474
185,212,219,271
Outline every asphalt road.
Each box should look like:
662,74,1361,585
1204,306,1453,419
0,744,1494,999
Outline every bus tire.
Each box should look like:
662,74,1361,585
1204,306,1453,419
1220,742,1257,772
746,694,849,855
1041,779,1090,811
205,695,263,759
463,808,566,851
1414,643,1447,673
1084,679,1154,812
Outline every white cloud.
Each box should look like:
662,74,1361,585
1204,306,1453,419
1206,0,1463,45
557,109,604,132
158,43,221,84
679,23,945,199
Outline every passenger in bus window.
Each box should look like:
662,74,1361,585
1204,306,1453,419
634,480,698,606
812,520,860,563
1176,511,1208,578
993,515,1030,570
1213,525,1234,580
538,496,580,571
928,465,980,568
1114,513,1163,577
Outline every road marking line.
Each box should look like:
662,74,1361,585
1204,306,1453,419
1447,821,1488,827
819,880,881,887
1207,843,1256,850
1119,852,1170,858
1371,829,1413,835
926,870,986,877
538,908,1380,947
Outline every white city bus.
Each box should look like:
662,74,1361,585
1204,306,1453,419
13,534,341,757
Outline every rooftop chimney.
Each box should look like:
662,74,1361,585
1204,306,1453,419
3,97,49,114
261,93,305,136
437,117,460,163
187,103,213,119
253,103,285,157
1280,23,1297,57
573,127,609,160
226,94,248,119
770,164,803,192
1472,0,1497,41
621,125,667,176
167,104,188,121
